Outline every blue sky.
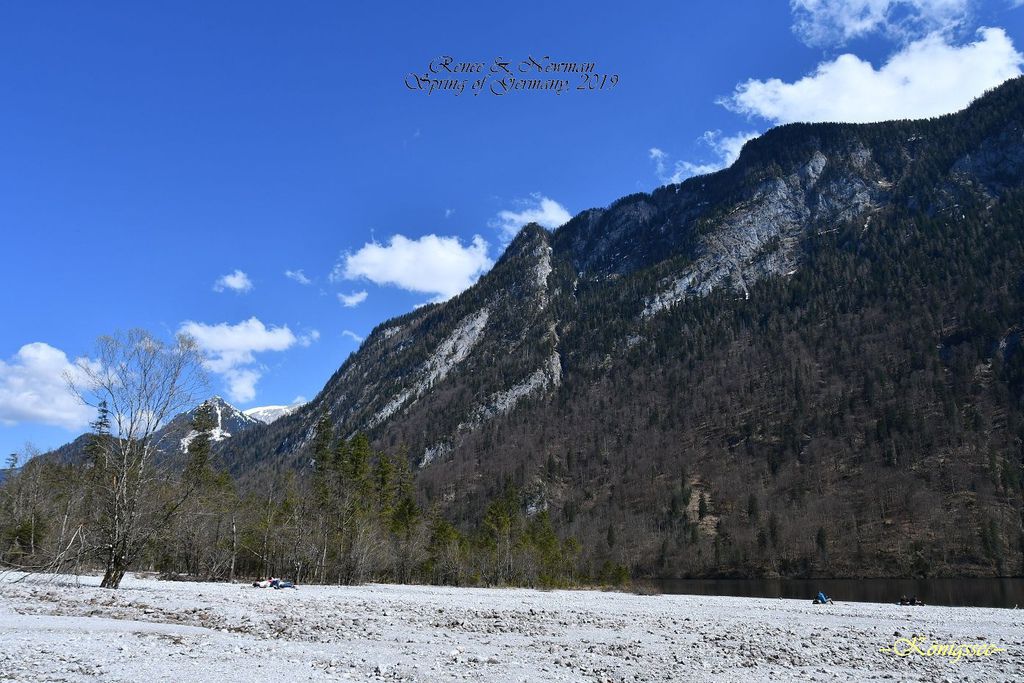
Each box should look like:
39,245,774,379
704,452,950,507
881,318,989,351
2,1,1022,459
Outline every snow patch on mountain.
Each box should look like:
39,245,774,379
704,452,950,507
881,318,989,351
178,397,261,453
243,404,303,425
180,400,233,452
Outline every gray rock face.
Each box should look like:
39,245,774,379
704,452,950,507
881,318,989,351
952,123,1024,196
644,147,886,316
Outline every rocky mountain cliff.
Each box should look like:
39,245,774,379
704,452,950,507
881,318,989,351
212,78,1024,576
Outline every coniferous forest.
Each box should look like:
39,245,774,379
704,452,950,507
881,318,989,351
1,416,590,589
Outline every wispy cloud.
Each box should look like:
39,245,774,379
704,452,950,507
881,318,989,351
491,194,572,242
649,130,760,184
791,0,971,47
338,290,368,308
213,269,253,294
284,269,312,285
342,330,364,343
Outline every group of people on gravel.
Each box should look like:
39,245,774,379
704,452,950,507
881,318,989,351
898,594,925,606
811,590,926,606
252,577,296,589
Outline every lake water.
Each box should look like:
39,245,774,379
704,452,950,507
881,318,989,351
655,578,1024,609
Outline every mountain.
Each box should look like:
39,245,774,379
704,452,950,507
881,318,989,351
44,396,264,466
221,77,1024,578
73,78,1024,578
243,404,304,425
160,396,264,454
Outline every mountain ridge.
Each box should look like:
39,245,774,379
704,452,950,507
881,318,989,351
236,77,1024,577
44,77,1024,578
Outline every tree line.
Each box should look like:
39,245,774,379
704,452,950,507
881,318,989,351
0,340,595,589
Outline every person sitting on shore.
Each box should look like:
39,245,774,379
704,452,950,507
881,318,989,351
814,591,833,604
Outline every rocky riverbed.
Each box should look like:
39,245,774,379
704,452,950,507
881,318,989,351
1,573,1021,682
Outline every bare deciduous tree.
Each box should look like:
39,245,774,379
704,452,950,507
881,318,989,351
69,329,205,588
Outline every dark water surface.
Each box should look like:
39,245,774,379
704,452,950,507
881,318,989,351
654,578,1024,608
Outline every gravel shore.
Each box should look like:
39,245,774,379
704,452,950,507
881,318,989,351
1,573,1021,682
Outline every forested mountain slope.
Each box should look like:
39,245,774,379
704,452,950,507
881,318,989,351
187,77,1024,576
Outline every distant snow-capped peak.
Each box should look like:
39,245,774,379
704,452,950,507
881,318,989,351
243,403,304,425
178,396,262,452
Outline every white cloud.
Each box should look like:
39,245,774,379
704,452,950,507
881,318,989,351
222,369,261,404
284,269,312,285
0,342,96,430
492,194,572,242
213,269,253,294
791,0,971,46
298,330,320,347
335,234,493,301
341,330,364,343
338,290,368,307
178,317,298,403
723,27,1022,124
709,131,762,167
649,130,761,184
